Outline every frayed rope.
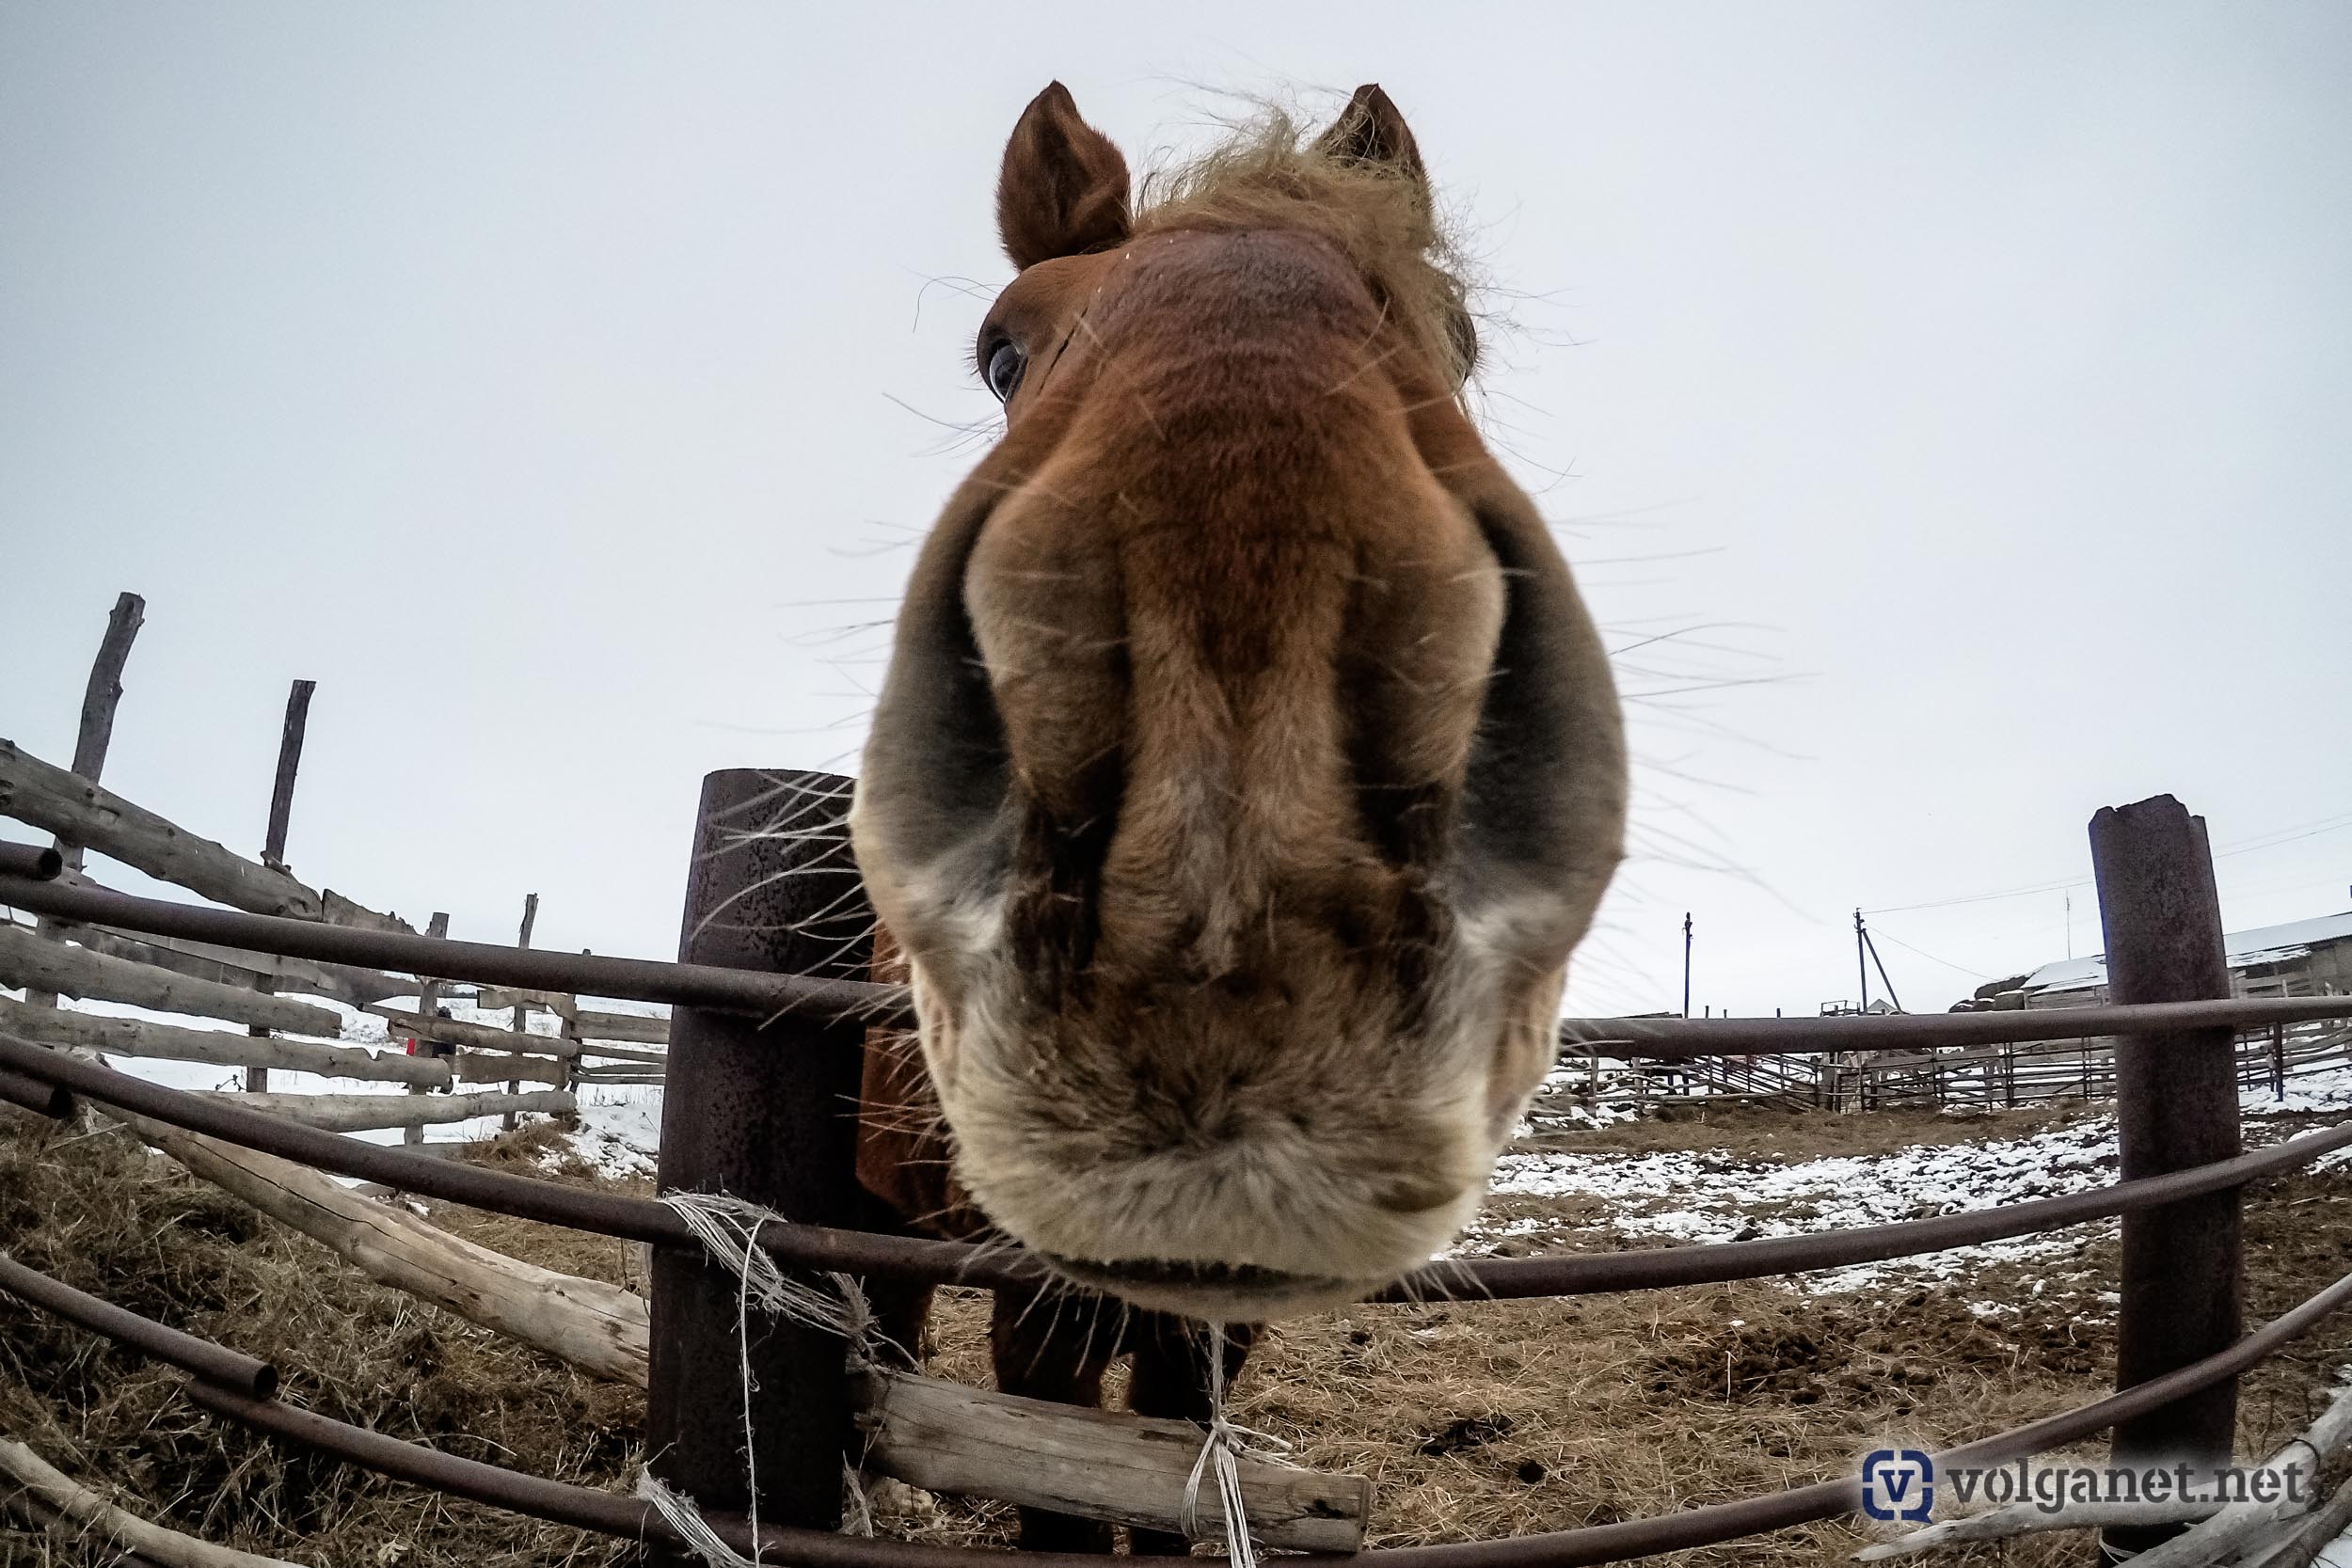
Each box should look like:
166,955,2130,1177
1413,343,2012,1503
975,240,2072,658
639,1191,886,1566
648,1192,1269,1564
1178,1321,1285,1568
640,1470,764,1568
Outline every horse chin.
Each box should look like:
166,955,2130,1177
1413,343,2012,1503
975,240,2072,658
1037,1254,1387,1320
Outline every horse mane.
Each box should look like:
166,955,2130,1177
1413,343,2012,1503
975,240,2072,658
1130,103,1482,390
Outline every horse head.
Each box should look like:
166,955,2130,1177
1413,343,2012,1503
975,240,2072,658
853,83,1626,1318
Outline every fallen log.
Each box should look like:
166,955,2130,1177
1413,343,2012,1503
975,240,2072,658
0,923,342,1036
116,1112,647,1385
0,1435,305,1568
181,1088,573,1132
370,1006,580,1058
855,1368,1371,1552
0,997,446,1087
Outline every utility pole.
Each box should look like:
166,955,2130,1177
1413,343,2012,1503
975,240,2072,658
1854,909,1871,1014
1860,917,1905,1013
1681,912,1693,1018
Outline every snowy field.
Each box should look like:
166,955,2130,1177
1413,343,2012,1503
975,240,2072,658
1463,1065,2352,1302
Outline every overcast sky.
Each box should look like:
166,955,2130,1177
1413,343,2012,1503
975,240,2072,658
5,3,2346,1020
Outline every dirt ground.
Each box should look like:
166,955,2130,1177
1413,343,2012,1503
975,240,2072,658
4,1101,2350,1566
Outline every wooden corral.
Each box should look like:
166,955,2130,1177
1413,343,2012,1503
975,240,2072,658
15,593,2352,1565
1542,1018,2352,1120
0,593,672,1142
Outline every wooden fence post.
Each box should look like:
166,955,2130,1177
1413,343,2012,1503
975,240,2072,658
2092,795,2242,1558
505,893,539,1132
260,679,314,876
405,912,450,1147
646,769,886,1543
559,992,582,1096
26,592,144,1013
247,677,315,1092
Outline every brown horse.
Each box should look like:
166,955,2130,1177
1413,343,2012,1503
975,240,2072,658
849,81,1627,1550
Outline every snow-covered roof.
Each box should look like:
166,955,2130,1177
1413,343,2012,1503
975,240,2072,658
2022,955,2106,996
2022,910,2352,996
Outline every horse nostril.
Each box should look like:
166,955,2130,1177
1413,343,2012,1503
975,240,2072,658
1373,1177,1457,1214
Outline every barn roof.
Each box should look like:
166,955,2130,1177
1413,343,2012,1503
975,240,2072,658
2020,910,2352,997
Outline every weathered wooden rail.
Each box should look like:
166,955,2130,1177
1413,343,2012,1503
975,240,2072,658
0,594,669,1128
7,782,2352,1563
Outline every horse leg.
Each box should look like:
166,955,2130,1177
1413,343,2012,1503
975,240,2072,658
990,1287,1125,1552
1124,1314,1261,1556
865,1278,936,1371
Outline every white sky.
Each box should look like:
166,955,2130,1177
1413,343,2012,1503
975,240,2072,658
5,4,2346,1020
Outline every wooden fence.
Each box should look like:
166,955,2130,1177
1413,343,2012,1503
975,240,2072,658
23,588,2337,1152
1531,1018,2352,1128
15,783,2352,1562
0,592,668,1138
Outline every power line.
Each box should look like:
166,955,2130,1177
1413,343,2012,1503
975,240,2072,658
1871,927,1996,980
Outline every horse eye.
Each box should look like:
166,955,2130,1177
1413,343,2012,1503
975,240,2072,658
984,338,1027,402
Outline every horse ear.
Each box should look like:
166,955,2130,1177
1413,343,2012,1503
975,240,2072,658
996,82,1132,271
1317,83,1427,185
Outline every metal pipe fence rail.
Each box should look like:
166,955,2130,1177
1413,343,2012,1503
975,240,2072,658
12,788,2352,1562
8,855,2352,1053
12,1026,2352,1301
0,1249,276,1399
0,844,63,882
7,1243,2352,1568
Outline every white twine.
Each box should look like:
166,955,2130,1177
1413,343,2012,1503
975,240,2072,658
1178,1321,1287,1568
640,1469,765,1568
651,1193,1275,1565
641,1191,883,1567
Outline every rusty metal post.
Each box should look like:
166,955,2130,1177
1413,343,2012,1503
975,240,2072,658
2092,795,2242,1557
647,768,881,1541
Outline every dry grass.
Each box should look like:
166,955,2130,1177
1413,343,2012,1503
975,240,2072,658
0,1111,642,1567
4,1101,2351,1565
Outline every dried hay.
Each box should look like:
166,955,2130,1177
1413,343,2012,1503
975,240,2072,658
0,1111,640,1566
5,1100,2351,1566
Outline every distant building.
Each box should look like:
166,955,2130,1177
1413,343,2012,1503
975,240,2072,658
1971,911,2352,1011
